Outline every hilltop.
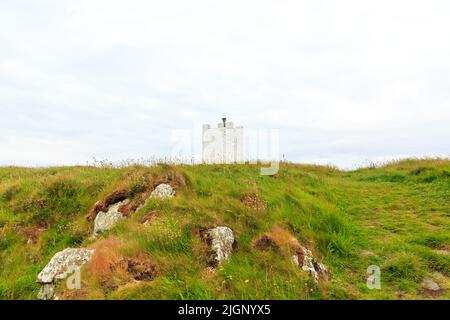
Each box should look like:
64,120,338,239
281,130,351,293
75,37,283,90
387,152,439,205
0,159,449,300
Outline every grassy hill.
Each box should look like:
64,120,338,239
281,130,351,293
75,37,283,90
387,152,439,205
0,159,449,300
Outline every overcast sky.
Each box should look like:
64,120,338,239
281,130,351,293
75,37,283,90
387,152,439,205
1,0,449,168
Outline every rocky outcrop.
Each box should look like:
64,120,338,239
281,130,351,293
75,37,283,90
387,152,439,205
86,179,179,236
37,248,94,300
90,183,175,236
252,229,329,283
292,246,329,282
86,189,129,221
133,184,175,214
93,199,129,236
150,183,175,199
202,226,235,267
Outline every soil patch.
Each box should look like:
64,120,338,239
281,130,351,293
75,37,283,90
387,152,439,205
240,192,267,211
86,189,129,220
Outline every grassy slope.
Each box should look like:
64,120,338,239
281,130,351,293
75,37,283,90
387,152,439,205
0,159,448,300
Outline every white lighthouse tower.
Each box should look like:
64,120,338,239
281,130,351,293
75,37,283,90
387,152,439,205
202,118,244,164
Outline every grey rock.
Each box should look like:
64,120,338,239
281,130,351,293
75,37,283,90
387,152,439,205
292,246,329,282
315,262,329,279
93,199,129,236
206,226,235,266
133,185,174,214
37,248,94,300
421,278,440,291
291,255,299,266
301,255,319,280
37,284,55,300
135,184,175,213
37,248,94,284
150,184,175,199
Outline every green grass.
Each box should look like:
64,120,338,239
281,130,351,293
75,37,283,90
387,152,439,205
0,159,449,300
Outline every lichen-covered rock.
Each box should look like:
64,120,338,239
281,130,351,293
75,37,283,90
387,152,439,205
93,199,129,236
37,283,55,300
314,262,329,279
150,183,175,199
203,226,235,267
132,185,174,214
292,246,329,282
37,248,94,284
37,248,94,300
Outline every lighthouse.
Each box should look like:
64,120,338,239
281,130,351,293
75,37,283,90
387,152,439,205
202,118,244,164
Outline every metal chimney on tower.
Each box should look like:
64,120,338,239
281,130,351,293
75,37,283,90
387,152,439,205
222,117,227,127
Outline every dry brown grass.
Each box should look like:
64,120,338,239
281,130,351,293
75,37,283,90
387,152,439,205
113,254,158,281
20,225,46,244
259,226,309,256
88,237,124,280
152,170,187,192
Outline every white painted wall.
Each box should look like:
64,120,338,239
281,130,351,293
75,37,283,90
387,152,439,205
202,120,244,164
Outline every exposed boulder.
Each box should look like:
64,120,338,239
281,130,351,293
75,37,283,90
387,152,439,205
37,248,94,283
93,199,129,236
150,183,175,199
292,246,329,282
37,248,94,300
86,172,183,221
133,184,175,214
421,278,440,291
251,227,330,282
202,226,235,267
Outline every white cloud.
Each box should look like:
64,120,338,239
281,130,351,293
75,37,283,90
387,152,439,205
0,0,449,168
